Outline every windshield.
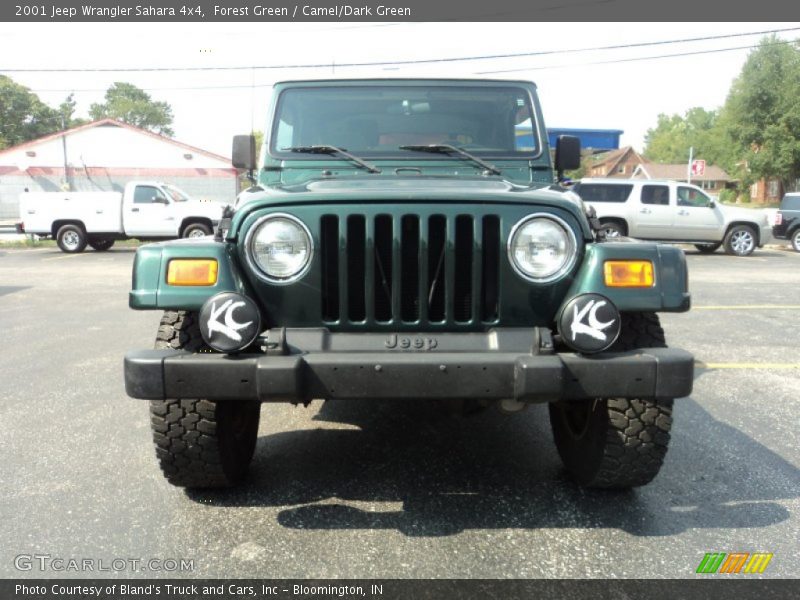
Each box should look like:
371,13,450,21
271,85,539,158
163,185,190,202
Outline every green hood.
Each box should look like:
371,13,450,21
230,176,591,240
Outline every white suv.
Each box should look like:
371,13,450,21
573,178,771,256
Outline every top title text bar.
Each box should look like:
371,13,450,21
3,0,800,22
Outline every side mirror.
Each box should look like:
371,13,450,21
152,196,169,204
709,200,716,208
555,135,581,176
232,134,256,170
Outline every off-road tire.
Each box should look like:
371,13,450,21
150,310,261,488
694,242,721,254
549,312,673,489
182,222,212,238
88,238,115,251
56,223,87,253
612,312,666,351
723,224,757,256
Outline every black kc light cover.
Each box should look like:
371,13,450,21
199,292,261,353
558,293,621,354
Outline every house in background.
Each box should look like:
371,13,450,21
0,118,237,220
588,146,649,178
735,159,789,204
631,163,734,193
749,178,784,204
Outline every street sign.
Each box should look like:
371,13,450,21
691,159,706,177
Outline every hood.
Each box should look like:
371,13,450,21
303,177,516,193
230,176,591,239
235,175,573,206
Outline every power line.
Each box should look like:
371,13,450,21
3,26,799,73
30,83,274,93
25,37,800,94
477,38,800,74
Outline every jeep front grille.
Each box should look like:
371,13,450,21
320,213,501,326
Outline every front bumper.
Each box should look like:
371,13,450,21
124,328,694,402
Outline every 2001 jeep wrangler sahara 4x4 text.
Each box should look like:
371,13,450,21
124,79,694,489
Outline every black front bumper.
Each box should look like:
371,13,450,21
124,328,694,402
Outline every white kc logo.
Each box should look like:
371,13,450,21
207,299,253,342
571,299,614,342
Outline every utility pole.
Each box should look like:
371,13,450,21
60,114,71,191
687,146,693,185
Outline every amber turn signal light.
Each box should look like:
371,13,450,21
167,259,218,286
603,260,654,287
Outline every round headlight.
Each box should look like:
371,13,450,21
247,214,312,283
508,214,577,282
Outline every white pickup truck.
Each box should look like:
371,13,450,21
573,178,772,256
17,181,224,252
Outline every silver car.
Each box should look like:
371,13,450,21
573,178,771,256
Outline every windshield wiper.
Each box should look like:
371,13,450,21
283,145,382,174
399,144,502,176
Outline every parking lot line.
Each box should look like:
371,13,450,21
696,361,800,369
694,305,800,310
42,253,84,261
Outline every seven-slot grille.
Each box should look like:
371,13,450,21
320,213,501,326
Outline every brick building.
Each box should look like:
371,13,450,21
588,146,648,178
749,178,784,204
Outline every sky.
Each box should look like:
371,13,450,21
1,21,799,159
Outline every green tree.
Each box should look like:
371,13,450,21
89,82,174,136
57,93,87,129
720,35,800,190
643,107,730,167
0,75,61,149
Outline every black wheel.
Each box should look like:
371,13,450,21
694,242,721,254
791,229,800,253
549,313,674,489
723,224,756,256
599,221,625,239
182,223,212,238
56,224,87,253
88,238,115,251
149,310,260,488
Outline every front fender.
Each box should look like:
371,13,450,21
560,242,690,314
129,239,249,310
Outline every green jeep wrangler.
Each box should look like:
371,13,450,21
124,79,693,490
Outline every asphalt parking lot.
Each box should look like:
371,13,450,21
0,245,798,579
